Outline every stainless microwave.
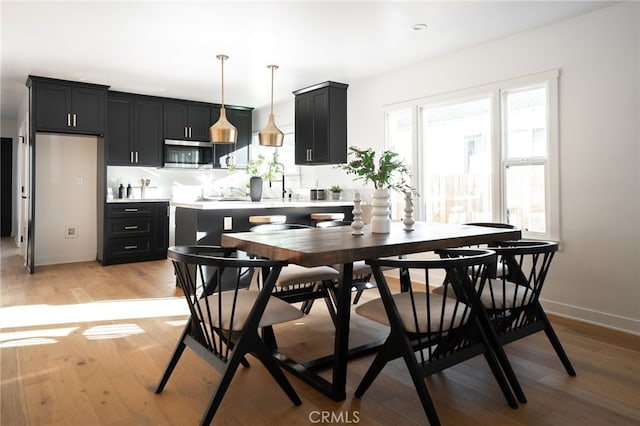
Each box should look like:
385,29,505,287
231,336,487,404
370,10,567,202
164,140,213,169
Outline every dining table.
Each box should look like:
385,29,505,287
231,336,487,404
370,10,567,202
221,221,521,401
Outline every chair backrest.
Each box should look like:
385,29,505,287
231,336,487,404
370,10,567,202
365,249,496,363
481,240,558,334
315,220,352,228
249,223,312,233
168,245,288,361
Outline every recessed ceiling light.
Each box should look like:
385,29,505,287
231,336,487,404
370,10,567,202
412,23,428,31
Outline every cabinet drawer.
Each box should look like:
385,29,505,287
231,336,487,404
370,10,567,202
107,217,152,238
107,203,153,217
105,237,152,258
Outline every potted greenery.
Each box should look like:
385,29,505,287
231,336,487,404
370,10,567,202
329,185,343,200
233,152,282,202
337,146,413,233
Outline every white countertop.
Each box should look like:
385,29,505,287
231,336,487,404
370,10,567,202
107,198,170,203
172,199,354,210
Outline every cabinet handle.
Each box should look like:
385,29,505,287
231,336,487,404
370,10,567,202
67,113,71,127
189,127,192,138
124,226,138,230
73,113,77,127
306,149,313,161
184,126,188,138
135,151,139,163
124,208,138,212
124,245,138,250
130,151,134,163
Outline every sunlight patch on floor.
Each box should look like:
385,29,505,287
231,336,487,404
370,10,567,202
0,297,188,328
0,326,78,348
83,323,145,340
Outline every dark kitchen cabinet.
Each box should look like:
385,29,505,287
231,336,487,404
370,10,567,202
27,76,108,135
212,106,253,169
164,101,211,142
107,93,162,166
293,81,348,165
101,201,169,265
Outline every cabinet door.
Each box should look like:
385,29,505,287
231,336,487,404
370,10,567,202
187,104,212,142
214,108,251,168
34,82,72,132
107,96,133,165
164,102,189,140
310,90,330,163
134,99,162,166
71,86,106,134
295,94,314,164
152,203,169,256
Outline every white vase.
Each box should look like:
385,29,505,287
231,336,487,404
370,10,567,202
371,188,391,233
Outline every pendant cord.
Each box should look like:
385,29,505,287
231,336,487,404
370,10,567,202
270,66,274,115
220,56,225,108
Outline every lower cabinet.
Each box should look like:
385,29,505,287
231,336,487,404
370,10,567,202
101,202,169,265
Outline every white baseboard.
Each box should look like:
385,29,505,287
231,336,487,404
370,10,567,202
35,253,97,266
541,298,640,335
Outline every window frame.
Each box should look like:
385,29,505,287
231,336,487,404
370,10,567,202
384,69,560,241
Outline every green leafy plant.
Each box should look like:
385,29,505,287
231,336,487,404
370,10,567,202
336,146,414,193
233,152,282,182
329,185,343,193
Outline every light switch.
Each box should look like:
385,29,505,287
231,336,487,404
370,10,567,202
223,216,232,230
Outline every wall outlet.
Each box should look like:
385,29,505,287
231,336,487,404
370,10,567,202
223,216,232,230
65,225,78,238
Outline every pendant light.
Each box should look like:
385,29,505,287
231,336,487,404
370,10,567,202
210,54,237,144
258,64,284,147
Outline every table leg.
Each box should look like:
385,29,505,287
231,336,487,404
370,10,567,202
331,262,353,400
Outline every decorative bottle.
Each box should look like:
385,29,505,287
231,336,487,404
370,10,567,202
126,183,132,199
118,184,124,199
403,192,415,231
351,192,364,235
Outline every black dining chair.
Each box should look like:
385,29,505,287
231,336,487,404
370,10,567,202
465,222,518,278
468,240,576,403
354,249,518,425
155,246,303,425
249,223,339,324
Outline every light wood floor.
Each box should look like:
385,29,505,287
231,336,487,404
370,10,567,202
1,238,638,425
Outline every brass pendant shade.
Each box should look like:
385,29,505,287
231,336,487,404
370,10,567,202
210,54,237,144
258,64,284,147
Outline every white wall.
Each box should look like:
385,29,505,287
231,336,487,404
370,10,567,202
257,3,640,333
35,134,98,265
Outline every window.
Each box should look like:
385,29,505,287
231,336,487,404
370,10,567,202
250,127,297,175
385,108,413,219
420,96,492,224
502,85,549,234
385,70,559,239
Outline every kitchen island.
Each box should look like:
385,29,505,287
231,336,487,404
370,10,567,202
173,199,354,246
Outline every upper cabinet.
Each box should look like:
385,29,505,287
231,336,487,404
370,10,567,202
164,101,212,142
107,93,163,166
27,76,109,135
293,81,348,165
212,106,253,169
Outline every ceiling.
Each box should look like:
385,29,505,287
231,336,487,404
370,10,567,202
1,1,613,121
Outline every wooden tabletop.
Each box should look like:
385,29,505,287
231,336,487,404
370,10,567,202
221,222,521,267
